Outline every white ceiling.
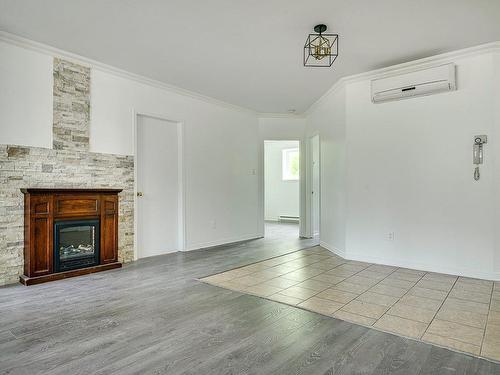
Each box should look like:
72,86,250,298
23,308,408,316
1,0,500,113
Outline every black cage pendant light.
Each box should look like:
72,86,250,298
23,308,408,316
304,24,338,67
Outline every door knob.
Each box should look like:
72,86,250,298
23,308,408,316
137,192,143,197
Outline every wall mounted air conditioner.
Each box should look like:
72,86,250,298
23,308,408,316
371,63,456,103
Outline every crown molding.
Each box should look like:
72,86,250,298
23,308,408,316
0,31,257,115
257,112,306,119
304,41,500,116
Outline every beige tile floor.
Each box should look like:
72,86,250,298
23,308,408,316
200,246,500,362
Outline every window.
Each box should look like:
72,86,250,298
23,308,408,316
282,148,299,180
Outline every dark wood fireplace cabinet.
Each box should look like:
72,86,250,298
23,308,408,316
20,188,122,285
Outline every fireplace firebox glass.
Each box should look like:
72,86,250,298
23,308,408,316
54,219,100,272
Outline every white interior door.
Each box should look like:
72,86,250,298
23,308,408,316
137,115,179,258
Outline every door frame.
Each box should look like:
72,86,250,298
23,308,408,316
132,109,186,260
261,139,306,237
305,133,321,238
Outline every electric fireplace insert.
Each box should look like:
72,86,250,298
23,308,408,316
54,219,100,272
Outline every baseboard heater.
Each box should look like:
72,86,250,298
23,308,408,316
279,215,299,223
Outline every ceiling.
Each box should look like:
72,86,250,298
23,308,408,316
1,0,500,113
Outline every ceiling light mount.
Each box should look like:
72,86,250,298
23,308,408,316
304,24,338,67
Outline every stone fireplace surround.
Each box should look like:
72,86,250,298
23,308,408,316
0,58,134,286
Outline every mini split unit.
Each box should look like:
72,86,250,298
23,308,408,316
371,63,456,103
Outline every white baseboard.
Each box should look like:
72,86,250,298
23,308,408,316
184,234,263,252
319,241,500,281
320,241,346,258
347,251,500,281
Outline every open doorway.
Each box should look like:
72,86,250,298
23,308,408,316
264,140,300,239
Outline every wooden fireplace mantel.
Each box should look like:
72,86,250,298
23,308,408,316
20,188,123,285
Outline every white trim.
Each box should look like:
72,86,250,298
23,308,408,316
320,241,346,258
306,133,321,239
257,113,306,119
346,251,500,282
304,41,500,115
133,110,186,260
0,31,256,115
185,234,263,252
320,242,500,281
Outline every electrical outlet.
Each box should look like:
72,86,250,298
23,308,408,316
210,219,217,229
386,232,395,241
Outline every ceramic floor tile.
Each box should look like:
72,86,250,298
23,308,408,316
448,288,491,304
422,273,458,284
280,286,319,300
324,269,358,278
426,319,484,346
311,273,346,285
240,263,271,272
484,323,500,344
295,279,332,292
201,247,500,363
220,268,254,278
365,264,396,274
333,310,376,326
270,293,304,306
491,298,500,312
271,263,304,273
396,268,427,277
423,333,480,355
356,270,387,280
398,295,443,312
335,264,368,273
481,341,500,361
374,314,428,339
298,296,344,316
344,275,380,287
379,277,416,290
334,281,371,294
237,275,269,286
341,300,389,319
458,276,493,287
281,270,315,282
369,284,409,298
316,288,359,304
453,280,492,295
487,310,500,326
260,277,299,289
259,257,288,267
406,286,448,301
441,297,490,315
387,302,437,324
435,307,487,329
356,291,399,307
202,273,235,284
244,284,283,297
388,271,423,283
415,279,454,292
251,269,284,280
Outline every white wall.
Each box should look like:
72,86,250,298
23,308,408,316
307,47,500,280
264,141,300,221
0,41,53,148
306,87,347,254
0,40,262,252
258,117,306,140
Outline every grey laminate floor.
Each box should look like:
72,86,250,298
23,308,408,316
1,223,499,374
